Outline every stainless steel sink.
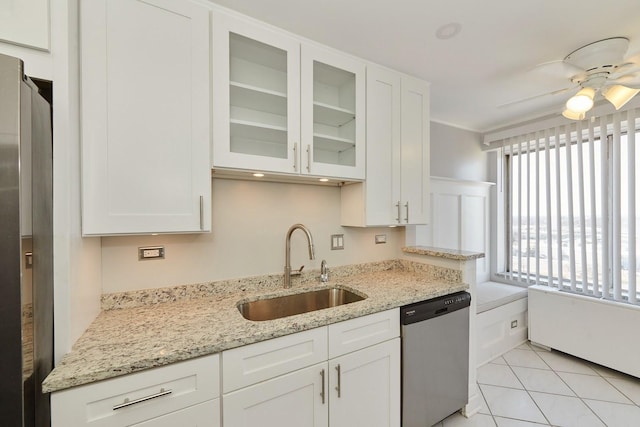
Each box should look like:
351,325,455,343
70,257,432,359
238,287,366,321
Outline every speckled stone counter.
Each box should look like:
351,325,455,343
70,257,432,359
43,259,468,393
402,246,485,261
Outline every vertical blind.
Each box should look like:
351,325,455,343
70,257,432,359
506,108,640,304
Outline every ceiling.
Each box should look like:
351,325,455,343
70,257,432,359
209,0,640,133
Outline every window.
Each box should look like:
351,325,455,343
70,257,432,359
504,111,640,304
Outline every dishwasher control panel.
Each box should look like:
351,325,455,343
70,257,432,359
401,291,470,324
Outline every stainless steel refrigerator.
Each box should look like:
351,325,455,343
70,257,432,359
0,53,54,427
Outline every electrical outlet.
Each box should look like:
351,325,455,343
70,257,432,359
139,246,165,260
331,234,344,250
375,234,387,244
511,320,518,329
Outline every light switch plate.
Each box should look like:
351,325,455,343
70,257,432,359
375,234,387,244
331,234,344,250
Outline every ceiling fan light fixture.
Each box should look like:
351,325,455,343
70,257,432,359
565,87,595,113
602,85,640,110
562,109,586,120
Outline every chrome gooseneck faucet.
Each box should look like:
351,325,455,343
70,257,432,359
284,223,315,288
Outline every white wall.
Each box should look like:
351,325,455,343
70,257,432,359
414,121,489,247
430,121,487,182
101,178,403,293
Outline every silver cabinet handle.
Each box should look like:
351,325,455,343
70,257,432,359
293,142,298,171
335,364,341,398
395,202,401,223
306,144,311,173
404,201,409,223
320,369,326,404
113,388,172,411
199,195,204,230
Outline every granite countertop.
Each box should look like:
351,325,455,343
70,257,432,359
402,246,485,260
43,259,469,393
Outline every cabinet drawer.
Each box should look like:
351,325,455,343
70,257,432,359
222,327,328,393
51,354,220,427
131,398,220,427
328,309,399,358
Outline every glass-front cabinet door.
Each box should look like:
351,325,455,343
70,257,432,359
301,44,365,180
212,12,300,174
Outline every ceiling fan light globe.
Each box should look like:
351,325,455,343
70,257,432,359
602,85,640,110
565,87,595,113
562,109,586,120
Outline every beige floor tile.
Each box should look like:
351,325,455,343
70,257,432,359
536,351,597,375
477,364,523,389
529,391,605,427
606,375,640,405
511,366,575,396
480,384,547,424
489,356,508,366
442,412,496,427
494,417,549,426
585,399,640,427
502,349,549,370
557,372,633,404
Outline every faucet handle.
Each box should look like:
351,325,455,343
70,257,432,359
291,265,305,277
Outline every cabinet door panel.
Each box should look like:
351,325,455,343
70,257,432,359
329,338,400,427
81,0,211,235
400,76,430,225
223,363,328,427
212,12,300,174
301,44,365,179
365,67,401,225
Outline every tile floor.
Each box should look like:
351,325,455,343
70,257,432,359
434,341,640,427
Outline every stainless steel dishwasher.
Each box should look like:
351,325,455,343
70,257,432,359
401,291,471,427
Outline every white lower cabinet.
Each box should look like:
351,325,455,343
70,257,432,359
329,339,400,427
51,355,220,427
223,363,327,427
221,309,400,427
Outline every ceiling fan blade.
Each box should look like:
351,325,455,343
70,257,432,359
531,60,584,79
612,73,640,88
496,86,573,109
623,50,640,66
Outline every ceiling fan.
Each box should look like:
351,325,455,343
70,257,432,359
502,37,640,120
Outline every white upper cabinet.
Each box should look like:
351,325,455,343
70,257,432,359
80,0,211,235
212,12,301,174
341,66,430,226
400,75,430,225
212,11,365,180
301,45,365,180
